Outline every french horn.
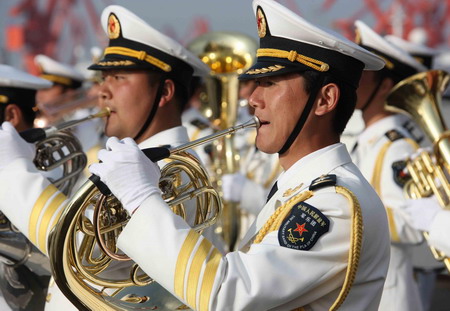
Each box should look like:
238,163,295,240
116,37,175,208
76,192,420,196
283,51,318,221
0,107,110,309
20,107,110,195
385,69,450,271
48,117,260,311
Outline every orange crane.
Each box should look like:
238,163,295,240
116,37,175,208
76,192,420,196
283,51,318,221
5,0,108,73
323,0,450,47
5,0,211,72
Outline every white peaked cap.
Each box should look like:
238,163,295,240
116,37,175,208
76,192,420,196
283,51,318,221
385,35,438,56
35,54,85,87
355,20,427,77
240,0,385,88
385,34,438,69
0,64,52,89
90,5,209,78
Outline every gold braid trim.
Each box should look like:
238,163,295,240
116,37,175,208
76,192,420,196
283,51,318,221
253,190,314,244
329,186,363,311
96,60,135,67
40,74,72,86
246,64,285,75
371,137,419,242
257,48,330,72
254,185,363,311
104,46,172,72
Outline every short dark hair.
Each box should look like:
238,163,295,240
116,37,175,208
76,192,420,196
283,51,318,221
0,86,37,127
0,104,36,127
301,71,357,134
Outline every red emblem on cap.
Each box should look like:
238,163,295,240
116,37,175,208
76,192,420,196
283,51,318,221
256,7,267,38
108,13,120,39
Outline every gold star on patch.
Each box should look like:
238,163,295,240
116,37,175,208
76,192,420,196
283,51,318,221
256,7,267,38
108,14,120,39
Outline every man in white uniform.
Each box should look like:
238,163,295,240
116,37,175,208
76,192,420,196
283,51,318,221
0,5,209,310
0,65,52,311
90,1,391,310
352,20,428,311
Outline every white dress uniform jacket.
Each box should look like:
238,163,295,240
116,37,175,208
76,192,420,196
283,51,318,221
0,125,203,310
351,114,424,311
117,143,390,311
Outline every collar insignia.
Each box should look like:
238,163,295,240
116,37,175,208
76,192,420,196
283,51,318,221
256,7,267,38
108,13,121,39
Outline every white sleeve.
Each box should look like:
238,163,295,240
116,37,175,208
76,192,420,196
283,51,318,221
0,158,68,254
428,210,450,257
381,141,423,244
117,189,353,311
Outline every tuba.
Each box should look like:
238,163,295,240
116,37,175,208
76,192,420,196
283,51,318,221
187,32,258,251
385,69,450,271
48,118,260,310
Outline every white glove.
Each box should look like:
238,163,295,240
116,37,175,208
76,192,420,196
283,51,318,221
0,122,35,170
404,197,441,232
89,137,161,213
221,173,247,202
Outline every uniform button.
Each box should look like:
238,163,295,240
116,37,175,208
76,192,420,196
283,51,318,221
46,293,52,302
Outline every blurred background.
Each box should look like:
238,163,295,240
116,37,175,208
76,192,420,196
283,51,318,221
1,1,450,310
1,0,450,74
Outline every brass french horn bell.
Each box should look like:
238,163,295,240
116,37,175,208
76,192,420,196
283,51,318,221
48,117,260,311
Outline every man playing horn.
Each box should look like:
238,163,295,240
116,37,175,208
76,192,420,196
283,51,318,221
90,0,391,309
0,64,52,311
0,5,214,310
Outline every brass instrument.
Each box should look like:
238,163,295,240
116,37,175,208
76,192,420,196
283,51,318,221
0,108,110,268
385,69,450,271
187,32,258,251
20,107,110,195
0,108,110,309
47,117,259,311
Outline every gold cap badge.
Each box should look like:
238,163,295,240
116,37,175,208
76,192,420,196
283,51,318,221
108,14,121,39
256,7,267,38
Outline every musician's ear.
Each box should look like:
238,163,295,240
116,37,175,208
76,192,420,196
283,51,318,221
4,104,23,128
159,79,175,108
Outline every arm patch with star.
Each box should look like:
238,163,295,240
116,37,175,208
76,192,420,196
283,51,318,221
392,160,410,187
278,201,330,251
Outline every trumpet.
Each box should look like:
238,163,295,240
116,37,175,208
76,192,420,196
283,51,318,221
48,117,260,311
385,69,450,271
